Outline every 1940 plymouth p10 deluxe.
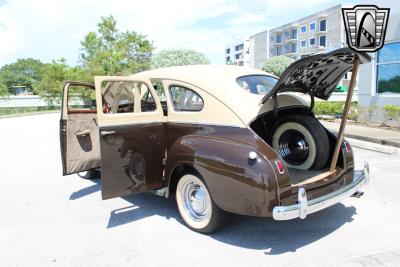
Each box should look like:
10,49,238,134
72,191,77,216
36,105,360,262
60,48,370,233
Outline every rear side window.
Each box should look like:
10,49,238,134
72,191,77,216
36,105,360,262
169,85,204,112
237,75,278,95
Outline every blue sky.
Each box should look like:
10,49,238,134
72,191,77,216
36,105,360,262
0,0,368,67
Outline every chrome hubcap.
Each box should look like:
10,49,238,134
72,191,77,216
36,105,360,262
182,181,209,221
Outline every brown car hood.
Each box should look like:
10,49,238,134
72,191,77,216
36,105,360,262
261,48,371,103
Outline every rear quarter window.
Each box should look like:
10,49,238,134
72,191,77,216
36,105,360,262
169,85,204,112
237,75,278,95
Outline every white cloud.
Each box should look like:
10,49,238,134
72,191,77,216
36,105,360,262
0,0,344,66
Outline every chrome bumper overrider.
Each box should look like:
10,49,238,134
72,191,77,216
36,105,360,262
273,161,370,220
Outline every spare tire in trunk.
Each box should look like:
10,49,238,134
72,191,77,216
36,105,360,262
272,114,330,170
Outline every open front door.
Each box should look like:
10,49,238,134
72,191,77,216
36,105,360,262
95,76,167,200
60,81,101,175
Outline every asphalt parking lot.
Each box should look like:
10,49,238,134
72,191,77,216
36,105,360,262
1,113,400,267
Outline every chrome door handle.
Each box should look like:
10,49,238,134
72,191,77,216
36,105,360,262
76,129,90,136
100,130,116,136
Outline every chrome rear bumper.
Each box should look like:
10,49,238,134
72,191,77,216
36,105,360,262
273,161,370,220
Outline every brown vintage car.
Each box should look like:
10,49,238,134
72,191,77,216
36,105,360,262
60,48,370,233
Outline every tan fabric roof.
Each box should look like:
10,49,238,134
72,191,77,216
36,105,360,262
130,65,277,125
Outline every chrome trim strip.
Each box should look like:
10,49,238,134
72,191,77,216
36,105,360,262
273,161,369,220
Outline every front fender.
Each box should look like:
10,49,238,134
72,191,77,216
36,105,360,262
165,133,280,217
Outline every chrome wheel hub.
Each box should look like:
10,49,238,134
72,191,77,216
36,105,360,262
182,181,209,221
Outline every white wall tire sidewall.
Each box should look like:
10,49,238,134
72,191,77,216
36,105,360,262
176,174,212,230
272,122,316,170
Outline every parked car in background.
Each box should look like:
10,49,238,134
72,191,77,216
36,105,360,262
60,48,370,233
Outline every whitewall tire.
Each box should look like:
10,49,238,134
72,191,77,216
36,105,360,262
176,173,227,233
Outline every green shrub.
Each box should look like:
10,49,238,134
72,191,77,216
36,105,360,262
313,101,343,115
313,101,359,117
384,105,400,120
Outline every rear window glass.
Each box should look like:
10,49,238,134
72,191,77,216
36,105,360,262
237,75,278,95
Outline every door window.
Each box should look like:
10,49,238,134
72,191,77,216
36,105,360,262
101,81,157,114
67,84,96,112
169,85,204,112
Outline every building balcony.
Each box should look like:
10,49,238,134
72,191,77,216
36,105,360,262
285,38,298,42
316,45,327,50
316,30,328,35
286,51,299,56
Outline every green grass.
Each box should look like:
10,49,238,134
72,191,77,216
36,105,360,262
0,106,60,117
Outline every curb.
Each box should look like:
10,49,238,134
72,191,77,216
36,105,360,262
343,133,400,149
346,137,400,155
0,111,59,119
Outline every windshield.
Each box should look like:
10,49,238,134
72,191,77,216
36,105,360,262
236,75,278,95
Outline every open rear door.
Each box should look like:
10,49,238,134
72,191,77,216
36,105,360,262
60,81,101,175
95,76,167,200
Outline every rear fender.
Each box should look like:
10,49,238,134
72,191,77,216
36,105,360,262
165,134,280,217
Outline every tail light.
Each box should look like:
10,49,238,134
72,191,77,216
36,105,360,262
343,141,351,153
275,160,285,175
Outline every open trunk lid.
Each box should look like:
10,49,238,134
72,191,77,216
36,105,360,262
261,48,371,103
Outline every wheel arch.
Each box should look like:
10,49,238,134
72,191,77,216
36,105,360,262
167,162,200,197
164,133,280,217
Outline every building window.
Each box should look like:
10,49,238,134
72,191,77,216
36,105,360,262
301,39,307,48
226,48,230,54
301,25,307,33
377,42,400,94
270,35,274,42
270,48,274,56
309,37,316,46
292,43,297,53
235,44,244,51
284,31,289,38
291,29,297,39
319,19,327,31
310,22,316,31
284,43,290,53
226,56,230,62
319,35,327,47
276,34,282,43
276,46,282,56
235,53,241,59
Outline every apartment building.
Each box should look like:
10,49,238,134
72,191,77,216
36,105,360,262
269,4,345,60
248,30,270,69
224,38,250,66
